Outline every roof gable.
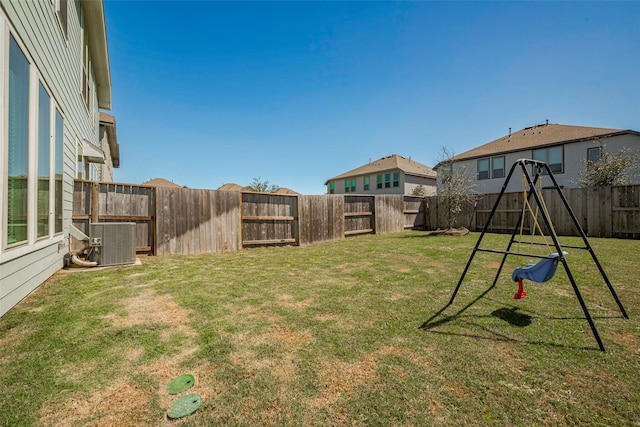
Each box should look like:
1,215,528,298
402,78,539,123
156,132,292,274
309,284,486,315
446,123,635,165
325,154,436,184
141,178,182,188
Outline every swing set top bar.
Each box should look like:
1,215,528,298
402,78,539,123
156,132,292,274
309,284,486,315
476,248,567,260
517,158,548,168
512,241,588,251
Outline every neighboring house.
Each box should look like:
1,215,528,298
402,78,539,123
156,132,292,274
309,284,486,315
218,183,249,192
325,154,437,196
435,122,640,194
142,178,183,188
98,112,120,182
273,187,300,196
1,0,116,316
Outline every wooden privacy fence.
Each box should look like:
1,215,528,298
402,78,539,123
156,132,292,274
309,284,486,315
424,185,640,239
73,181,427,256
72,181,640,257
72,181,154,253
155,187,241,255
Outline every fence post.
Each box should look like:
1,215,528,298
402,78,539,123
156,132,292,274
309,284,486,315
91,182,99,223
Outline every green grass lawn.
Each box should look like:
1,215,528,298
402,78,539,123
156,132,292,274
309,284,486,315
1,231,639,426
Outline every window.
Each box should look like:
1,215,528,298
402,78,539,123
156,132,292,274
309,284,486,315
329,181,334,194
587,146,601,167
441,164,452,181
88,163,99,181
81,30,91,111
344,179,356,193
477,159,490,180
363,176,369,191
533,146,564,173
55,0,68,39
384,173,391,188
37,83,51,238
7,35,31,245
492,156,505,178
54,110,64,233
344,179,353,193
76,141,84,179
393,172,399,187
5,34,65,246
377,174,382,189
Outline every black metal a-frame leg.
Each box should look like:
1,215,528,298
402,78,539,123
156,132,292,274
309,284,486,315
448,159,628,352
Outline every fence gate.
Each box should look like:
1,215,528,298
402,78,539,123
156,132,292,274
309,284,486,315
344,195,375,236
241,192,300,246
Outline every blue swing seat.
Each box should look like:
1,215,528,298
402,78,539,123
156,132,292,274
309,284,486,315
512,252,568,283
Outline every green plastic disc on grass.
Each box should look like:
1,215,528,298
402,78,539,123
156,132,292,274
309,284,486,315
167,394,202,419
167,374,195,394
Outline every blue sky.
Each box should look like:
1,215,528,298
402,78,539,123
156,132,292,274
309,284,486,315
104,1,640,194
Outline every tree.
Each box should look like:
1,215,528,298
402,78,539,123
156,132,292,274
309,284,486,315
412,184,428,197
436,146,476,229
247,177,279,193
575,140,639,187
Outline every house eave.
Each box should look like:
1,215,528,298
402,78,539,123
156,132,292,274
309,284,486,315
100,113,119,168
81,0,111,110
435,129,640,169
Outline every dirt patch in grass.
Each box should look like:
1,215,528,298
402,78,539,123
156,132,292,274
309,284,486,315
43,362,204,426
0,322,30,355
493,341,528,376
275,293,316,311
103,289,196,339
612,330,640,354
231,324,305,353
40,289,203,426
308,345,436,409
308,353,378,408
385,293,409,301
40,379,155,427
313,313,357,331
314,313,341,322
305,344,450,423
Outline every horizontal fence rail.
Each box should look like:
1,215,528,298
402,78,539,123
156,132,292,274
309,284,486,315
72,181,640,257
424,185,640,239
72,181,155,254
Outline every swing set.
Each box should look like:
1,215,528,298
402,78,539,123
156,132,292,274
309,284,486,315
448,159,628,352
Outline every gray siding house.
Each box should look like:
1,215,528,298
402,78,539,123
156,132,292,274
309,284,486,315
435,123,640,194
1,0,116,316
325,154,437,196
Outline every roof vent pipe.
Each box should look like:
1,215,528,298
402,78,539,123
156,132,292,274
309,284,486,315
508,127,511,137
546,119,549,125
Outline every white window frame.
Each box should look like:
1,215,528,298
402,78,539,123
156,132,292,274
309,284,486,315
491,156,505,179
533,146,564,174
54,0,69,40
2,26,64,251
587,146,601,167
477,159,490,180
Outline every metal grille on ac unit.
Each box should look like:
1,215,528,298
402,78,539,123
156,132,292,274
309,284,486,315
89,222,136,266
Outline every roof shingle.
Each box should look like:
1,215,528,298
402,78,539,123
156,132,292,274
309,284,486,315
448,123,631,164
325,154,436,184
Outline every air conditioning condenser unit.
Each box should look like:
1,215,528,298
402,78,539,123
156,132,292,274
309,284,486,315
89,222,136,266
